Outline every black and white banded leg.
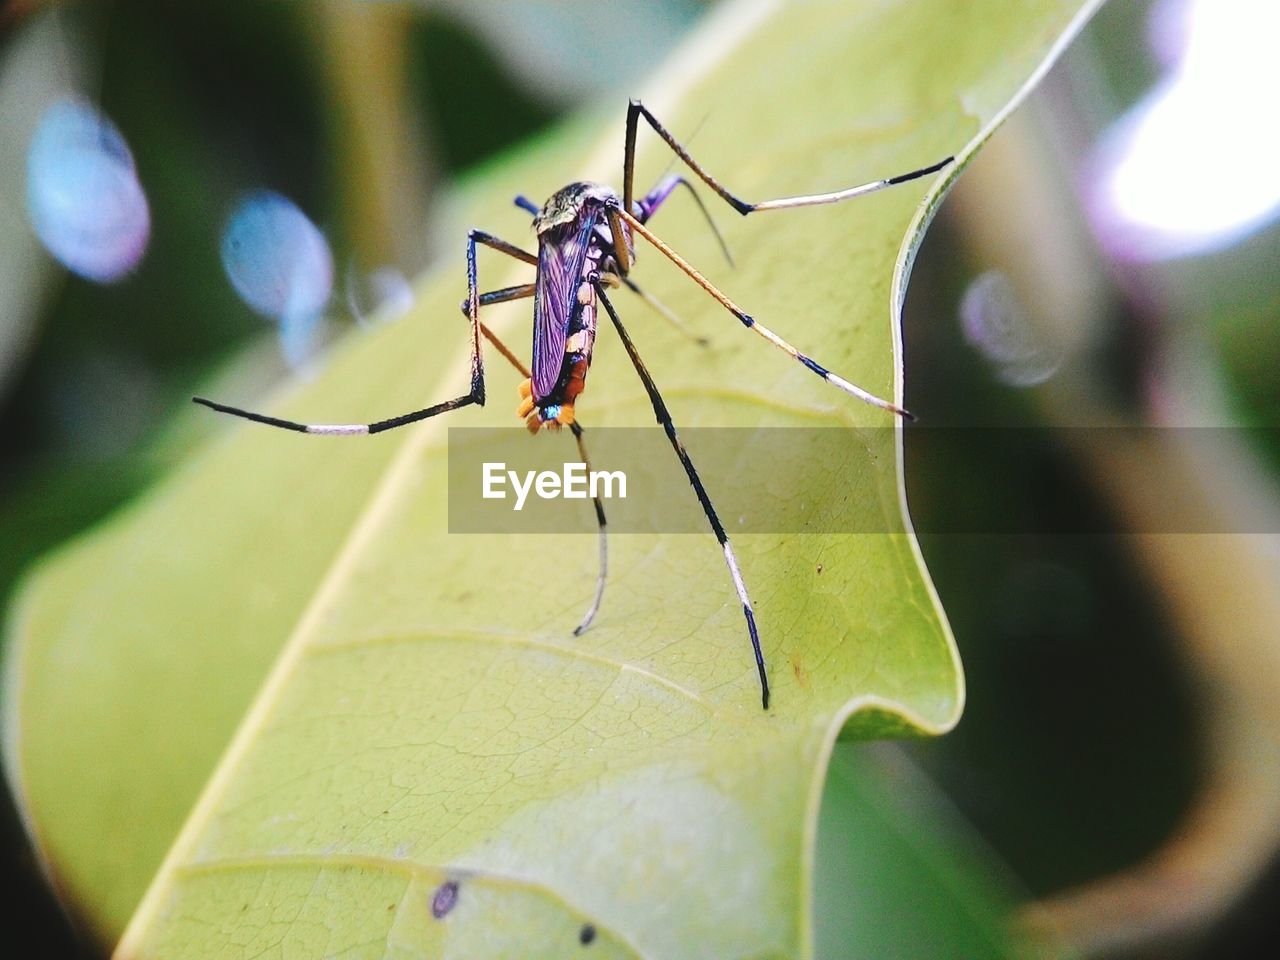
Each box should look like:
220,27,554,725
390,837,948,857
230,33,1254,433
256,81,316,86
569,421,608,635
456,283,611,638
615,206,914,419
196,226,610,635
610,101,949,417
595,282,769,710
193,229,536,434
622,98,953,217
595,218,710,347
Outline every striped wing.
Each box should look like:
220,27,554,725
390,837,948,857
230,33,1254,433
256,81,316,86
532,207,601,400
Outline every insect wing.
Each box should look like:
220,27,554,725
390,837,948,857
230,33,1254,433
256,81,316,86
531,206,600,400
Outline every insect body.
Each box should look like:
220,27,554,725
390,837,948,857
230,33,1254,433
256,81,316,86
195,100,953,710
519,182,630,433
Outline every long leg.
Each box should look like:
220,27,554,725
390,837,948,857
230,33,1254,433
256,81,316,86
459,284,609,636
596,201,712,345
569,421,608,636
623,98,952,217
194,230,530,434
616,206,913,419
460,282,535,350
595,282,769,710
634,174,733,266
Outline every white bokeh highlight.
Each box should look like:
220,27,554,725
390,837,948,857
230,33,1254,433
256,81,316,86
1088,0,1280,260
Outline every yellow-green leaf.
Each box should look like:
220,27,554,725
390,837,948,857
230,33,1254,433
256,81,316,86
4,1,1101,956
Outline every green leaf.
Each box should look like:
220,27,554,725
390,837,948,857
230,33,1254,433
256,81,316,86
4,0,1100,956
814,745,1022,958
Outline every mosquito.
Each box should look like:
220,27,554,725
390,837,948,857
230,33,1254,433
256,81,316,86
195,100,953,710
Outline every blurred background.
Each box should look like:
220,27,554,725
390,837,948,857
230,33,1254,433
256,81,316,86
1,0,1277,956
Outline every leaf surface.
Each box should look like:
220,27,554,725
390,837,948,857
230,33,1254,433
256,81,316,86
4,1,1100,956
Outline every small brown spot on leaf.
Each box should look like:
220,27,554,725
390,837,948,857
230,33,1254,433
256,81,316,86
790,652,810,689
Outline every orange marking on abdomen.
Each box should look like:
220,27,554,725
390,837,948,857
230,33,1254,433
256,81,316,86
562,356,589,406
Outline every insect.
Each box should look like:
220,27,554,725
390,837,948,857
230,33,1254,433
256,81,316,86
195,100,953,710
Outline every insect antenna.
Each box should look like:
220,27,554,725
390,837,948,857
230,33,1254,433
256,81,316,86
654,110,709,183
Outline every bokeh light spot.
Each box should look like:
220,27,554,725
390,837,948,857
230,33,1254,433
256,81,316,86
26,98,151,283
346,263,414,327
220,190,334,368
960,270,1060,387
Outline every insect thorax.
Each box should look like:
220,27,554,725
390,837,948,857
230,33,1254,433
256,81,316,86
533,182,620,234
